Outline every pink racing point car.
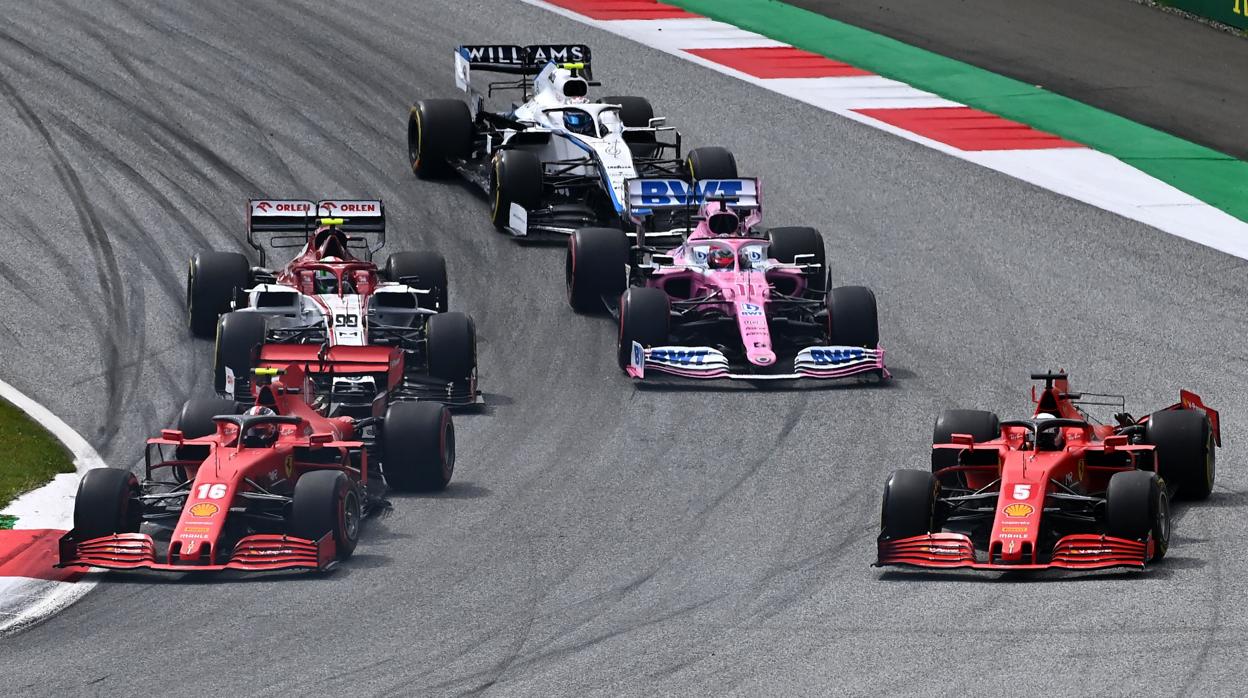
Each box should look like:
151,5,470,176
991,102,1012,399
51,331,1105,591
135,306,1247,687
565,177,887,382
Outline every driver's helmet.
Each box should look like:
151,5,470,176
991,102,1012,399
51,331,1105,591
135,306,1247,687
563,110,595,136
707,208,740,237
708,246,735,271
314,259,340,294
1034,412,1065,451
242,406,278,448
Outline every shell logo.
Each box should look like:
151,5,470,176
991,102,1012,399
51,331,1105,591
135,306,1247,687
190,503,219,517
1003,503,1034,517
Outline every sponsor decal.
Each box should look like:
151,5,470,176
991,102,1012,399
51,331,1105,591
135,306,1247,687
650,348,710,366
630,341,644,375
740,303,764,317
636,179,747,206
810,348,866,366
459,45,588,67
180,533,209,540
254,201,311,213
190,503,219,517
1003,503,1034,517
1001,525,1029,533
182,525,210,534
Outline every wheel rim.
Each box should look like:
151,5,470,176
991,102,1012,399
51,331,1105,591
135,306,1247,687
342,487,361,542
1155,485,1170,554
441,415,456,480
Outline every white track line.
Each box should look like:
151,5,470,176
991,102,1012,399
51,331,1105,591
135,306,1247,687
522,0,1248,259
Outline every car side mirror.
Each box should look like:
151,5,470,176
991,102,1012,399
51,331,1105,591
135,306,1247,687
161,429,185,442
647,117,666,128
791,253,818,266
309,432,332,449
950,433,975,446
650,254,675,266
1103,434,1128,452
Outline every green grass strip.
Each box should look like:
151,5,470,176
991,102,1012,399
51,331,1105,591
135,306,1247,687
0,514,15,530
667,0,1248,222
0,397,75,510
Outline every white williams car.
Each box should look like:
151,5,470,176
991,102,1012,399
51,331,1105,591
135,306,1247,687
408,44,739,238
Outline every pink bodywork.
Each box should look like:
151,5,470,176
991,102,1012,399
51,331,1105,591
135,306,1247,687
626,201,887,380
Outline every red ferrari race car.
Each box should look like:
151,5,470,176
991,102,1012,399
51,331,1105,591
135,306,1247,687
187,199,479,412
876,371,1220,572
58,363,454,573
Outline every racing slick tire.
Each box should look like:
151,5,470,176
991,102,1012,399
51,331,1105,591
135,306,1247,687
767,226,827,296
930,409,1001,474
1145,409,1215,500
408,99,472,179
601,95,656,156
187,251,250,339
382,401,455,492
567,227,630,312
426,311,476,383
490,149,543,230
685,146,738,181
1106,470,1170,561
826,285,879,349
213,311,267,395
385,251,448,311
617,287,670,370
291,470,361,560
74,468,141,538
879,469,939,541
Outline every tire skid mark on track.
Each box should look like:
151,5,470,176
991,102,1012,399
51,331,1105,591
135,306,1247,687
0,69,131,452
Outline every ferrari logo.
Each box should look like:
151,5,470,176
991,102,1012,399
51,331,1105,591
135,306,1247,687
284,454,294,479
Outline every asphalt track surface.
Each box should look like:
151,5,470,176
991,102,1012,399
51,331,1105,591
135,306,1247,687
0,1,1245,695
790,0,1248,160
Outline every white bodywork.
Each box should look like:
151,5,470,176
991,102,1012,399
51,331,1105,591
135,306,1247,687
458,56,649,233
235,282,431,346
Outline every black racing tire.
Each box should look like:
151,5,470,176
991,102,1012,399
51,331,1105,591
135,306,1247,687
601,95,656,156
408,99,472,179
931,409,1001,473
826,285,880,348
617,287,670,370
426,312,476,383
74,468,141,538
291,470,361,560
566,227,630,312
879,470,939,541
382,401,455,492
685,146,738,181
213,312,267,395
175,398,236,463
1106,470,1170,561
1145,409,1215,500
490,149,543,230
187,252,250,339
768,226,827,295
385,251,449,312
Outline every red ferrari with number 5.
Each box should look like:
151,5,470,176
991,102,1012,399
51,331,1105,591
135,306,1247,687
58,363,454,573
876,371,1219,571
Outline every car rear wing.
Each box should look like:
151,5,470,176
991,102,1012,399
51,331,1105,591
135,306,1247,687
625,177,762,238
246,199,385,265
1158,389,1222,446
455,44,593,98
